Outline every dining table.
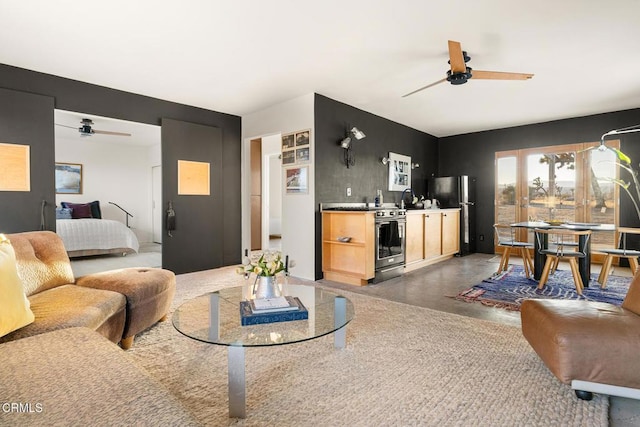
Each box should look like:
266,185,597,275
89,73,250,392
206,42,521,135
510,221,615,286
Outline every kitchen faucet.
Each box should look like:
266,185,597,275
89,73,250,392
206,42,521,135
400,188,415,209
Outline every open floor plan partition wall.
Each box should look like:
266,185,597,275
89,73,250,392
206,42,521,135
161,118,223,274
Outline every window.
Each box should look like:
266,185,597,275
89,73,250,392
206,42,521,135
495,141,620,257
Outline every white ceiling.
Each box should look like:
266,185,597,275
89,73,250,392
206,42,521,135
3,0,640,137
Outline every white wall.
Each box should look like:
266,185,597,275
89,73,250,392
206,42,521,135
55,138,160,243
242,93,315,280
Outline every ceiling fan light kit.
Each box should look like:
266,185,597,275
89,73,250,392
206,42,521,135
403,40,534,97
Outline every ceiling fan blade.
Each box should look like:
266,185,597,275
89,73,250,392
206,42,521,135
92,129,132,137
471,70,534,80
55,123,79,130
402,78,448,97
448,40,467,73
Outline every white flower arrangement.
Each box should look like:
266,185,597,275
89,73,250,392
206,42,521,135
236,250,286,277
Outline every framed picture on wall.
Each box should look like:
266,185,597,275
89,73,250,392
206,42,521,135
282,150,295,165
296,147,310,164
295,130,310,146
387,152,411,192
55,162,83,194
285,166,308,194
282,133,295,150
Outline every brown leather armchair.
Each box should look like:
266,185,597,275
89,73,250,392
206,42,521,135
521,269,640,400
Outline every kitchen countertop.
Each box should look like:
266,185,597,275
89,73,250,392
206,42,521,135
405,207,460,213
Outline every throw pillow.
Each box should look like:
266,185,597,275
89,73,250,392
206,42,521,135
55,207,73,219
0,234,35,338
88,200,102,219
61,201,101,219
61,202,92,219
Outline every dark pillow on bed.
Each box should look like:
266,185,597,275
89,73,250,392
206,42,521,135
55,207,73,219
61,202,92,219
61,201,101,219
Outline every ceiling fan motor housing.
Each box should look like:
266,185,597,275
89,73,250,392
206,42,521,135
447,67,473,85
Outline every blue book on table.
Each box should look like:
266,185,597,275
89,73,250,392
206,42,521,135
239,296,308,326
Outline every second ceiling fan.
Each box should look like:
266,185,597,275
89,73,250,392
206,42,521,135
403,40,534,97
56,118,132,137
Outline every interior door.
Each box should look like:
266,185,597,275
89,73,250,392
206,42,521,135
161,118,223,274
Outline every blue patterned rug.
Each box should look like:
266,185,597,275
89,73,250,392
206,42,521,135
453,265,631,311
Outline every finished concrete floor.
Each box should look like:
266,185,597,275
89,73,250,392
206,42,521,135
319,253,640,427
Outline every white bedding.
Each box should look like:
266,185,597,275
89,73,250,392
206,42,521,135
56,219,140,257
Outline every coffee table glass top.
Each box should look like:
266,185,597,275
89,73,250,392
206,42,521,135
172,284,354,347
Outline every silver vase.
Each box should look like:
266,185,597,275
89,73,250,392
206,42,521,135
254,275,281,299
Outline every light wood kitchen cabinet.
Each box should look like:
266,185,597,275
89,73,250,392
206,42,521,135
405,212,424,263
441,210,460,255
322,211,375,286
405,209,460,272
423,212,443,258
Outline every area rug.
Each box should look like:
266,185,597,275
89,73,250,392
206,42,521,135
454,265,631,311
127,266,607,426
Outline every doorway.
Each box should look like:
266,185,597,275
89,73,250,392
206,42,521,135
54,109,162,273
249,134,282,253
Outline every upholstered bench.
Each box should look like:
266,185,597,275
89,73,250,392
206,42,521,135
521,270,640,400
76,267,175,349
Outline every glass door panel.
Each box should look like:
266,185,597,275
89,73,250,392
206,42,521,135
525,151,578,223
496,156,518,225
587,142,619,250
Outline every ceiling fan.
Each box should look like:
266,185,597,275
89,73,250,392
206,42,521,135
56,118,132,137
403,40,534,97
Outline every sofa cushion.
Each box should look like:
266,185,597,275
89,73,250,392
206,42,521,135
7,231,75,296
0,235,35,337
0,285,126,344
0,327,198,426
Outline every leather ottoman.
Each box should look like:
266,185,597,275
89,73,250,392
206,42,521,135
76,267,176,349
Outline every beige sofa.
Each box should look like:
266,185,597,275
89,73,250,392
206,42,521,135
521,269,640,400
1,231,175,349
0,232,195,425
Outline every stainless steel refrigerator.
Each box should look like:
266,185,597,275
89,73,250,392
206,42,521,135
426,176,476,256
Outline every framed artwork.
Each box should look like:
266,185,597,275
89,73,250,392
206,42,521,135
282,150,295,165
0,143,30,191
387,152,411,192
178,160,210,195
282,129,311,167
296,146,310,164
285,166,308,194
55,162,83,194
295,130,310,146
282,133,295,150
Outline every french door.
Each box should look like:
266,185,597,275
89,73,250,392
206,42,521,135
495,141,620,257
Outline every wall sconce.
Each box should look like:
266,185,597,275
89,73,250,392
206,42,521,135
339,126,366,168
381,156,388,165
411,163,420,169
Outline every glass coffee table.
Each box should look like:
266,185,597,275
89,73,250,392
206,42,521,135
172,283,354,418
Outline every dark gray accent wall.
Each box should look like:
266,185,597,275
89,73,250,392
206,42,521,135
0,63,241,269
314,94,439,278
439,108,640,254
0,88,55,232
161,119,223,274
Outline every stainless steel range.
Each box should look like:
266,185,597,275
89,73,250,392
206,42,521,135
320,203,406,283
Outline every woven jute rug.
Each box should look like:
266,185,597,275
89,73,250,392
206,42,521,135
128,266,608,426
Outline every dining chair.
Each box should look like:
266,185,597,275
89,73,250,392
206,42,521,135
494,224,534,277
534,228,591,295
597,227,640,288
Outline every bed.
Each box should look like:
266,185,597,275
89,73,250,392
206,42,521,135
56,218,140,258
